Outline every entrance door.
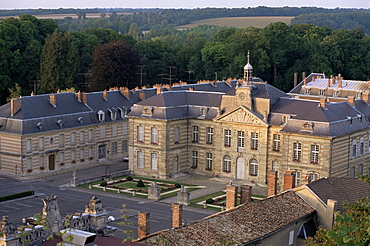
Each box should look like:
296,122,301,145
48,154,55,171
236,157,245,179
98,145,106,160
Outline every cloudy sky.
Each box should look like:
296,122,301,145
1,0,369,9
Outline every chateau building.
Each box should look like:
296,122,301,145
0,55,369,191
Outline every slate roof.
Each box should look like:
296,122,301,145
307,178,370,213
270,98,369,137
289,73,326,94
137,191,315,246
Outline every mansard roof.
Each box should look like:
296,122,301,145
137,191,315,246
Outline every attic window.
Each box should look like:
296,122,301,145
119,107,127,118
305,88,311,95
143,106,153,116
319,90,325,96
200,107,207,116
37,122,43,129
347,116,352,125
281,115,289,125
78,117,84,123
301,122,313,131
357,92,362,99
333,90,339,97
357,114,362,122
109,109,117,121
97,110,105,122
57,120,63,126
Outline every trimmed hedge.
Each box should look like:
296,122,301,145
0,191,34,202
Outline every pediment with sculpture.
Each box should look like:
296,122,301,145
214,106,267,126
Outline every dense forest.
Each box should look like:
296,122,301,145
0,10,369,105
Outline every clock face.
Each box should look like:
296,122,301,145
239,92,246,100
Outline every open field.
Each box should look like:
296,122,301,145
0,13,131,20
176,16,294,29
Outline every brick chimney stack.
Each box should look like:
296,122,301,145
50,93,56,107
137,211,150,239
120,87,130,99
348,96,355,106
283,171,295,190
139,90,146,101
171,203,183,228
368,81,370,88
10,98,21,116
189,87,194,91
338,78,342,88
103,90,108,100
156,87,163,95
267,170,278,197
320,97,328,109
225,183,238,210
303,77,307,86
240,185,252,204
362,92,369,104
327,78,331,88
293,73,297,87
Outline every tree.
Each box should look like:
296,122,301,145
39,30,80,94
89,40,141,91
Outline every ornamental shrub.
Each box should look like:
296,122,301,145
126,176,133,181
100,181,107,186
206,198,214,204
174,183,181,188
136,179,145,187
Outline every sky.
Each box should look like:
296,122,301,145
1,0,369,10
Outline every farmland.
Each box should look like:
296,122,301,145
176,16,294,29
0,12,131,20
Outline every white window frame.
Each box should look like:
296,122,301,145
223,155,231,172
137,151,144,169
192,126,199,142
71,150,76,162
80,148,85,160
88,147,93,159
192,151,198,168
137,126,144,143
151,153,158,170
206,152,213,170
224,129,231,147
26,158,32,171
59,152,64,164
111,142,117,154
71,132,76,145
273,134,280,151
251,132,258,150
39,156,44,168
310,144,319,164
293,142,302,161
26,139,32,153
237,131,244,148
79,131,84,144
206,127,213,144
292,171,301,186
351,139,357,158
249,158,258,176
151,127,158,144
38,137,44,151
122,140,128,152
88,129,93,143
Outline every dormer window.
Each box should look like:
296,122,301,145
37,122,43,129
357,92,362,99
347,116,352,125
78,117,84,123
98,110,105,122
200,107,207,117
57,119,63,126
301,122,313,131
109,109,117,121
319,90,325,96
119,107,127,118
357,114,362,122
333,90,339,97
281,115,289,125
143,106,152,116
305,88,311,95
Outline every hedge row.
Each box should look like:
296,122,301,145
0,191,34,202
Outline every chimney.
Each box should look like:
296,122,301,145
156,87,163,95
338,78,342,88
362,92,369,104
103,90,108,100
81,92,87,104
303,77,307,86
348,96,355,106
320,97,328,109
10,98,21,116
210,81,216,86
325,199,337,229
120,87,130,99
76,91,82,102
50,93,56,107
293,73,297,87
137,211,150,239
283,171,295,190
327,78,331,88
225,183,238,210
267,170,278,197
189,87,194,91
240,185,252,204
331,76,335,86
367,81,370,88
139,91,145,101
302,72,306,81
312,77,315,83
226,79,232,86
171,203,182,228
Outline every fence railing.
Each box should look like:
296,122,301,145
77,170,131,186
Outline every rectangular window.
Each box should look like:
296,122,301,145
112,142,117,154
71,132,76,145
192,126,199,142
26,158,32,171
88,129,93,142
206,127,213,144
251,132,258,150
293,143,302,161
80,149,85,160
237,131,244,148
224,129,231,147
360,138,364,156
206,152,213,170
59,152,64,164
307,173,319,182
122,140,128,152
137,126,144,143
292,171,301,186
174,127,179,143
71,150,76,162
151,127,158,144
272,161,279,171
38,137,44,151
122,123,128,135
88,147,93,159
151,153,158,170
310,144,319,164
288,230,294,245
26,139,32,153
137,151,144,169
223,156,231,172
358,164,363,174
351,140,357,158
192,151,198,168
100,127,106,139
59,134,64,148
273,134,280,151
79,131,84,144
39,156,44,168
112,125,117,137
350,166,355,178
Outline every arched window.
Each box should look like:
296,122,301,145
249,158,258,176
223,155,231,173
